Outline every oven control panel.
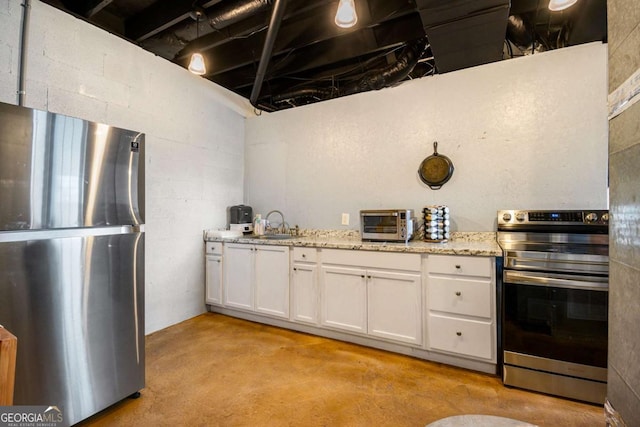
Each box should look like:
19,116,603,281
498,210,609,228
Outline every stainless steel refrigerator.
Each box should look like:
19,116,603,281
0,102,145,426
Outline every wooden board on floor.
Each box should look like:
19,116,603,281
0,327,17,406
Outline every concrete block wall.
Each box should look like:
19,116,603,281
245,43,609,231
0,1,251,333
607,1,640,425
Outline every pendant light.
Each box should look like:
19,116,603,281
548,0,578,11
188,10,206,75
335,0,357,28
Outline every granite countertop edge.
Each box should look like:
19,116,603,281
204,231,502,257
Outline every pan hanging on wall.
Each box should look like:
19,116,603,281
418,141,454,190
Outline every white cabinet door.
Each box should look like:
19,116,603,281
205,254,223,305
321,265,367,333
223,243,254,311
255,245,290,318
367,269,422,345
291,263,317,324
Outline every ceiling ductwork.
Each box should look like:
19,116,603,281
43,0,608,112
416,0,511,73
505,0,607,54
208,0,272,30
273,38,428,108
137,0,275,60
506,14,535,52
342,38,428,95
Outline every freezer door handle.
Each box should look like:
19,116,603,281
0,225,143,243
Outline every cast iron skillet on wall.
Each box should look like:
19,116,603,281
418,141,454,190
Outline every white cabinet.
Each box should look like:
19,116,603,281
255,245,290,318
223,243,254,310
321,265,368,333
205,239,498,373
426,254,495,361
291,247,319,324
223,243,290,318
205,242,223,306
367,269,422,345
320,249,422,345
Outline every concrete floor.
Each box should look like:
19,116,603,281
79,313,604,426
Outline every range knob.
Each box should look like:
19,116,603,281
585,212,598,223
502,212,512,222
515,212,526,222
601,213,609,223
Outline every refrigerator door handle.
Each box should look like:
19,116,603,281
0,225,142,243
132,224,145,233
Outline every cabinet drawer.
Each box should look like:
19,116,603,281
322,249,421,271
293,247,318,263
205,242,223,255
428,314,494,360
428,276,492,318
427,255,492,277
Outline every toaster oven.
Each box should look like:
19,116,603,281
360,209,414,242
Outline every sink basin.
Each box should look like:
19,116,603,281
253,234,295,240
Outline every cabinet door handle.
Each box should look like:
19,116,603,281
367,275,372,279
455,291,461,296
217,260,221,263
293,267,297,271
302,254,306,258
361,275,365,278
455,264,461,269
456,331,462,336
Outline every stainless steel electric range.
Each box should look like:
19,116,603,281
497,209,609,404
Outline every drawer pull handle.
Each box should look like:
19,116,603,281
456,331,462,337
293,268,297,271
455,291,461,296
302,254,306,258
455,265,461,269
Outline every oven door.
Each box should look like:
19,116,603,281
360,212,400,241
503,270,608,368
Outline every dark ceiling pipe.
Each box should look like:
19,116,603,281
209,0,272,30
272,88,335,104
249,0,288,107
341,37,428,96
17,0,31,106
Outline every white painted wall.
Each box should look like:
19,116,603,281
245,42,609,232
0,1,251,333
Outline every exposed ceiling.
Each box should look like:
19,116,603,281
41,0,607,112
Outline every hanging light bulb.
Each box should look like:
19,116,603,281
189,10,207,75
188,53,206,75
335,0,357,28
548,0,578,11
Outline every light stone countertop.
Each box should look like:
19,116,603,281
204,229,502,257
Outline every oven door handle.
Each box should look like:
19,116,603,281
504,270,608,291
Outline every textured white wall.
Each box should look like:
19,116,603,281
0,1,251,333
245,43,609,231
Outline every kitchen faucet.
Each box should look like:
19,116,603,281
265,210,289,234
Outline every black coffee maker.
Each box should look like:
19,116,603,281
229,205,253,234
